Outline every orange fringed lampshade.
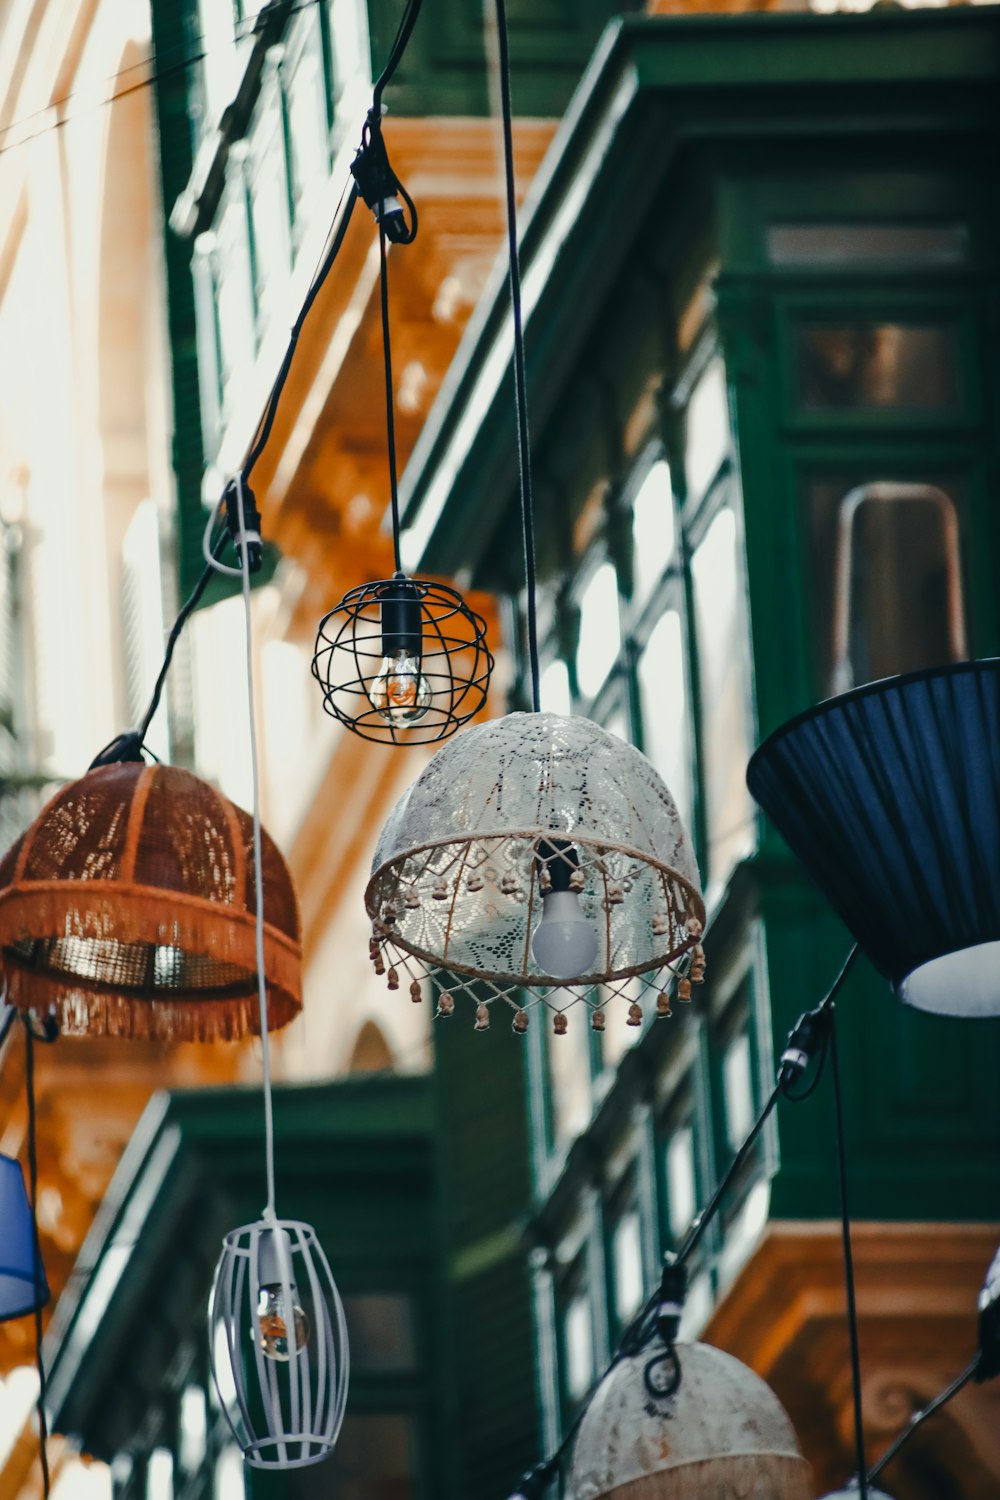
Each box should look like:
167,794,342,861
0,761,302,1042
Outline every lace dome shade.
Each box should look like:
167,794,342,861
365,713,706,1032
0,761,302,1042
567,1341,812,1500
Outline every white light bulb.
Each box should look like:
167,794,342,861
369,648,432,725
255,1283,310,1361
531,889,598,980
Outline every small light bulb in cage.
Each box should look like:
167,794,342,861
210,1218,349,1469
530,839,597,980
368,578,431,725
254,1228,311,1361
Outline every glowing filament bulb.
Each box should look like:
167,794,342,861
369,649,432,725
256,1283,310,1361
253,1226,310,1361
368,575,431,726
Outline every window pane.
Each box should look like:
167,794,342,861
287,21,330,206
198,0,239,124
548,1008,593,1148
178,1387,207,1474
576,562,621,701
146,1451,173,1500
666,1126,696,1239
540,658,571,716
214,193,256,411
796,324,960,412
685,359,729,501
691,508,755,893
324,1414,418,1500
805,479,967,693
638,609,693,832
564,1290,594,1402
611,1209,643,1325
632,460,675,607
249,107,291,320
598,976,642,1071
723,1032,754,1152
213,1448,244,1500
341,1292,416,1371
768,223,969,269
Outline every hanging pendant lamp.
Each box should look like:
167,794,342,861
0,1154,48,1322
209,477,349,1470
310,111,493,746
567,1340,811,1500
366,711,705,1031
0,760,302,1041
209,1218,349,1469
747,658,1000,1018
312,572,493,745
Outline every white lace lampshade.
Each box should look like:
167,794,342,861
365,712,705,1032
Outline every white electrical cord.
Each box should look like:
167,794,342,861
204,477,276,1220
202,493,262,578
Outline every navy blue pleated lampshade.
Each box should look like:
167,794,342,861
0,1153,48,1321
747,659,1000,1018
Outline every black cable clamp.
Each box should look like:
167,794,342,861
507,1458,558,1500
223,478,263,574
977,1242,1000,1381
643,1256,687,1402
778,999,834,1090
352,109,417,245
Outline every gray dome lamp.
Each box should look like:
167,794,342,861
567,1340,812,1500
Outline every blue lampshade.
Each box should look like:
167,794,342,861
747,659,1000,1018
0,1153,48,1321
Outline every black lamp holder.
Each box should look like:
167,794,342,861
379,574,424,660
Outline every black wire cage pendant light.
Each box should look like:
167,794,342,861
310,107,492,745
747,658,1000,1018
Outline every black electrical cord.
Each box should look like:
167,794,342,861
372,0,423,114
829,1005,868,1500
505,948,859,1500
866,1356,981,1484
494,0,541,713
24,1022,50,1500
379,222,404,573
107,0,426,758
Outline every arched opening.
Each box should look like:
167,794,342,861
347,1020,395,1074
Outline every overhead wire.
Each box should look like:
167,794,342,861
506,946,861,1498
0,0,345,161
493,0,541,713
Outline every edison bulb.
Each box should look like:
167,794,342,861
531,889,598,980
369,649,432,725
256,1284,310,1361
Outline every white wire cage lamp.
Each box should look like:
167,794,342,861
365,712,706,1031
209,1217,350,1469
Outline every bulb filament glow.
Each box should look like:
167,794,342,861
256,1283,310,1361
370,648,432,724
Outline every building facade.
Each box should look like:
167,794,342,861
2,4,999,1500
